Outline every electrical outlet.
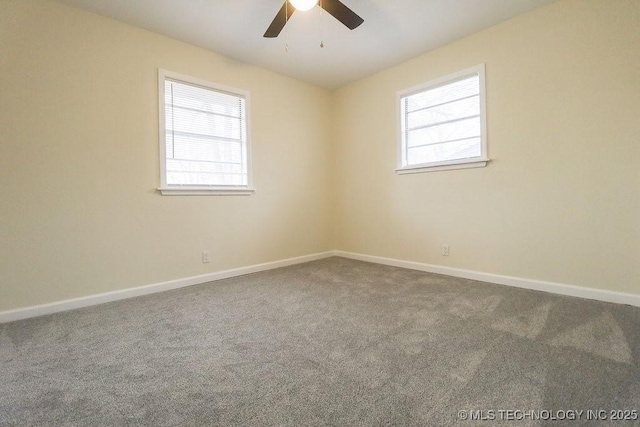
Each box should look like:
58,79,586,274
441,244,450,256
202,251,210,264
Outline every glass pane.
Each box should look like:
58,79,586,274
166,157,246,186
167,132,242,164
166,169,247,186
169,105,242,140
166,80,243,118
406,116,480,148
407,95,479,130
405,75,479,113
407,138,481,165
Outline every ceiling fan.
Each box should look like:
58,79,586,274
264,0,364,38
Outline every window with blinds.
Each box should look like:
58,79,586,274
158,70,252,195
398,64,488,173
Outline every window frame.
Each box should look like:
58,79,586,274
396,64,489,174
157,69,254,196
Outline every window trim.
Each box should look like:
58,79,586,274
396,64,489,174
157,69,255,196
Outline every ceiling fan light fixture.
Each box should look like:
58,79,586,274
289,0,319,11
264,0,363,38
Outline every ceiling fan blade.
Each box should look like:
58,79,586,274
264,2,296,38
320,0,364,30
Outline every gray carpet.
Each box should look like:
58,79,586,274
1,257,639,426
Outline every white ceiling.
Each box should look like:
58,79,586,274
54,0,558,89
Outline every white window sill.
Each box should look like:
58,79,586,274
396,159,490,174
158,187,255,196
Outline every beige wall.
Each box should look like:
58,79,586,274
0,0,333,311
332,0,640,294
2,0,638,312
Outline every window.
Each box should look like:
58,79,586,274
397,64,488,173
158,70,253,195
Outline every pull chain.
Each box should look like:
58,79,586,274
285,1,290,52
319,0,324,48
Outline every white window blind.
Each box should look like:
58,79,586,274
398,65,487,172
159,70,252,194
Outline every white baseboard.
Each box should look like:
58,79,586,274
0,251,334,323
335,251,640,307
3,249,637,323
